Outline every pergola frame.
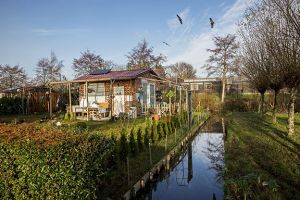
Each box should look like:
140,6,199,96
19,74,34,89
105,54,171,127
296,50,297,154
49,76,189,121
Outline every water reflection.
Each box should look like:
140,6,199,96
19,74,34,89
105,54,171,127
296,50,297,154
139,118,225,200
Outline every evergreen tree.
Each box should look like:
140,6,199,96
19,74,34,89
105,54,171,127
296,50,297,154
163,122,169,137
128,128,138,156
137,127,144,151
118,128,128,162
150,124,156,143
157,122,163,140
144,127,150,149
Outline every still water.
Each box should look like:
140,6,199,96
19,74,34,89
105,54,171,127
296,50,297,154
139,118,225,200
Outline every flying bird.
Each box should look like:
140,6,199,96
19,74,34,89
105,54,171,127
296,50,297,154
209,18,215,28
177,14,183,24
163,42,171,47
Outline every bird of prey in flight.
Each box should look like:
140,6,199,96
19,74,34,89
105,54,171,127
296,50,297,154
163,42,171,47
177,14,183,24
209,18,215,28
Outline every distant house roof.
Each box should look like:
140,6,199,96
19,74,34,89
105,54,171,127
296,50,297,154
75,68,158,81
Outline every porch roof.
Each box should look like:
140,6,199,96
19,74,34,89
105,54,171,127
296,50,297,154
75,68,157,81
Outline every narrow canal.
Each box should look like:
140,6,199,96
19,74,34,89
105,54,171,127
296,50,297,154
138,117,225,200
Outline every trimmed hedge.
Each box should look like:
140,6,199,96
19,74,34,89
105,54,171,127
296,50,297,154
0,134,114,199
0,97,24,114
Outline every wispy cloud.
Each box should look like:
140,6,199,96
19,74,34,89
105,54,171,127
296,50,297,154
31,28,91,36
164,0,254,76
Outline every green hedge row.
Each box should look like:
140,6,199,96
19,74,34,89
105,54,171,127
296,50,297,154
0,97,24,114
117,112,188,161
0,135,114,200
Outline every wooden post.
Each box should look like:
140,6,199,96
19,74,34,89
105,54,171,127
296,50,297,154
68,83,72,114
22,86,25,115
179,86,182,113
169,81,171,116
85,81,89,121
49,87,52,118
109,80,113,119
186,89,188,111
188,90,192,129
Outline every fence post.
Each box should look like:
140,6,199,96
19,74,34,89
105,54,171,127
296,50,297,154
188,90,192,130
68,83,72,115
49,87,52,118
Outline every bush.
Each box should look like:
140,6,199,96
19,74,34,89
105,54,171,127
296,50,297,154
224,98,258,112
0,129,114,199
0,97,24,114
144,127,150,148
163,122,169,137
118,128,128,162
150,123,156,143
157,122,163,140
75,121,87,132
128,128,138,156
136,127,143,151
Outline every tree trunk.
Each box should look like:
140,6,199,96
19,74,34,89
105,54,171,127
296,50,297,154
221,79,226,103
260,91,265,117
272,90,278,124
288,88,297,136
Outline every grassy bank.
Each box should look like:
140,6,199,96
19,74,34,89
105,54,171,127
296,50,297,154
225,112,300,199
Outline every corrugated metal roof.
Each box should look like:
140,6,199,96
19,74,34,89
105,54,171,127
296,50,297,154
75,68,156,81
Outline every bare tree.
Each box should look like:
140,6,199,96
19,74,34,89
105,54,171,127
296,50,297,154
245,0,300,134
0,64,27,90
35,52,64,85
239,36,270,116
203,34,239,103
73,50,109,77
126,39,166,70
262,0,300,133
169,62,197,82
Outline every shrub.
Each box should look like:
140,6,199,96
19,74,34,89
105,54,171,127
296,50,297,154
0,127,114,199
75,121,87,132
150,123,156,143
168,121,173,134
0,96,24,114
157,122,163,140
163,122,169,137
118,128,128,162
128,128,138,156
144,127,150,148
136,127,143,151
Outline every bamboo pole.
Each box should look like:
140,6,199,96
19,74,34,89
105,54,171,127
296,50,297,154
85,81,89,121
68,83,72,114
169,81,171,116
110,80,113,119
22,86,25,115
49,87,52,118
186,88,188,111
179,86,182,113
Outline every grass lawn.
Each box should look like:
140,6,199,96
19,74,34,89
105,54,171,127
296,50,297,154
225,112,300,200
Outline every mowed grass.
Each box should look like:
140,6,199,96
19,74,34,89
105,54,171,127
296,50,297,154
225,112,300,200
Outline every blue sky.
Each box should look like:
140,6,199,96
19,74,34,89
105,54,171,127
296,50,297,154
0,0,252,79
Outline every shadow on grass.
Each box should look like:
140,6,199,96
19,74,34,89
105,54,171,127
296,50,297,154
226,112,300,199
